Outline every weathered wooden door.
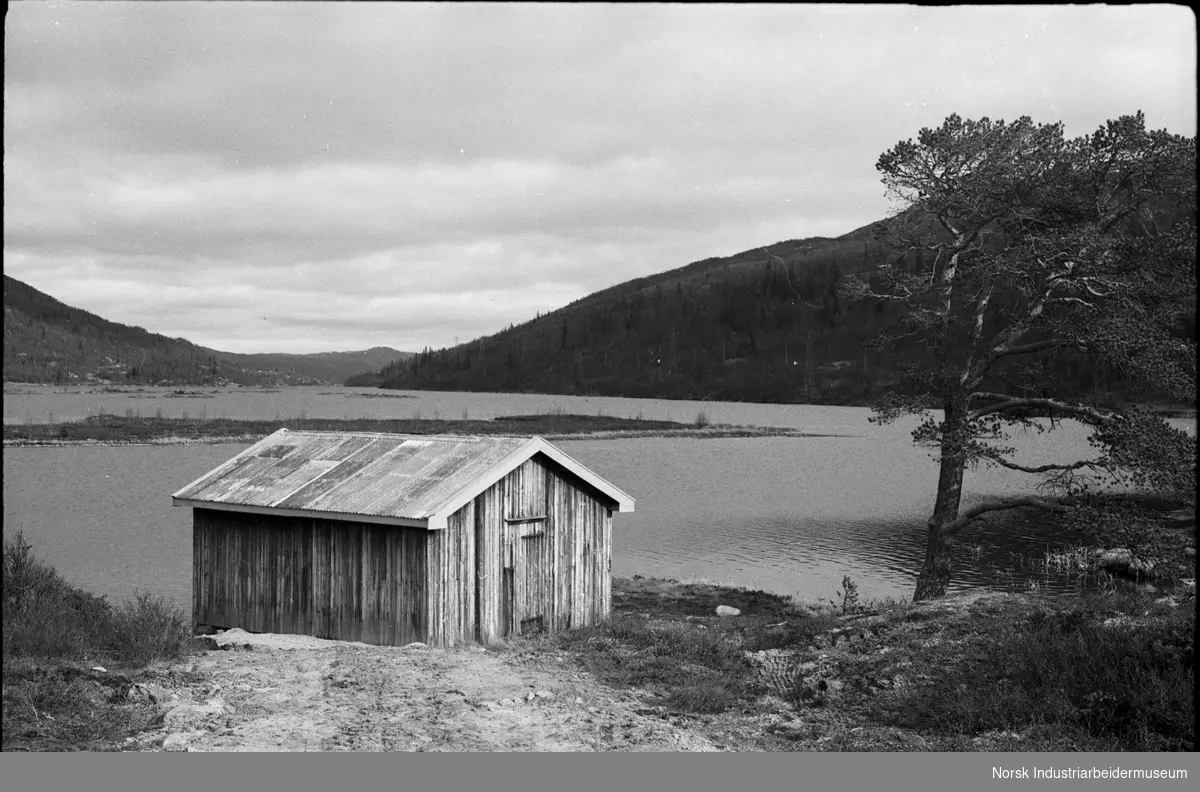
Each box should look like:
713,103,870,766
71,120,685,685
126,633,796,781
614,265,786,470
503,519,547,635
500,459,549,637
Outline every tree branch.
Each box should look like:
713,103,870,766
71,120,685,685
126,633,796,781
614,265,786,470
990,338,1062,359
984,457,1100,475
959,285,994,385
1047,295,1097,309
967,396,1120,423
941,497,1071,536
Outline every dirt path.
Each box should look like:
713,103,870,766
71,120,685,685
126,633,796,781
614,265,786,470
135,629,718,752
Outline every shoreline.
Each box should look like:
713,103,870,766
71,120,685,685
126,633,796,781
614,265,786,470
2,413,842,447
7,382,1193,418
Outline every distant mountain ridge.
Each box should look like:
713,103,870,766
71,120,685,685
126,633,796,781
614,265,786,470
215,347,413,386
2,275,411,386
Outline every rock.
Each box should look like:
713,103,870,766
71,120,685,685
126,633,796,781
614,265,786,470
716,605,741,617
574,697,583,704
161,730,206,752
1094,548,1157,577
402,642,428,650
191,636,219,652
127,682,171,705
526,691,535,702
534,690,554,699
499,697,515,707
91,666,107,673
164,698,228,729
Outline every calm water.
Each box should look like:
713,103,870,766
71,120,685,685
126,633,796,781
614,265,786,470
3,386,1194,607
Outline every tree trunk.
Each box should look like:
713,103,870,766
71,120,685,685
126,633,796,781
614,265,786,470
913,397,968,601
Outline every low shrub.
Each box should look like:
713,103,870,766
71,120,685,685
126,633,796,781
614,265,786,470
882,591,1194,751
107,592,193,667
550,606,838,715
2,532,197,751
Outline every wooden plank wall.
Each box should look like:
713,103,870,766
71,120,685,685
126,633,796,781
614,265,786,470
505,459,546,519
503,459,549,637
474,480,503,643
465,456,616,642
547,463,612,631
424,500,476,647
193,508,427,646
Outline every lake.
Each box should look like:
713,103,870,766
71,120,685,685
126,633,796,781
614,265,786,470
3,385,1194,607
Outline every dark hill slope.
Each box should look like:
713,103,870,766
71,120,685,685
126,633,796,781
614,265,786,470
374,221,915,403
372,217,1187,404
3,275,259,385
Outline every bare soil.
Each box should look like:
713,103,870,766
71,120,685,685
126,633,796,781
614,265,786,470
127,629,718,752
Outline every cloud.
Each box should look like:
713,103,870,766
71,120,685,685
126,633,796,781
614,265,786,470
4,4,1194,354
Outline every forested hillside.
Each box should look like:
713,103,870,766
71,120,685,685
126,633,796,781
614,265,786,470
3,276,408,386
369,216,1195,405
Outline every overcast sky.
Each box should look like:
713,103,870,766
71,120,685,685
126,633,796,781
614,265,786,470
4,3,1195,354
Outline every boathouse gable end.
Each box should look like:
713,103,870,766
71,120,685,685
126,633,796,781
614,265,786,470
171,430,633,647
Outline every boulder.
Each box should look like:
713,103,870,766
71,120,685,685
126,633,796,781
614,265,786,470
715,605,741,617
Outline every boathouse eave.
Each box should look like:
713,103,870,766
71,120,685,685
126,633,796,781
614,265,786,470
424,436,636,530
527,436,635,512
169,429,289,503
171,497,431,529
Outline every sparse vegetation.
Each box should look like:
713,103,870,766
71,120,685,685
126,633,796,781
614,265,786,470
531,578,835,717
515,576,1194,751
3,412,812,445
2,532,197,751
880,589,1194,751
837,575,861,615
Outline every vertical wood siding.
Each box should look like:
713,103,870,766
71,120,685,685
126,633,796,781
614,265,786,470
471,455,614,641
474,480,503,643
423,500,476,647
502,459,549,637
193,509,427,646
546,462,612,632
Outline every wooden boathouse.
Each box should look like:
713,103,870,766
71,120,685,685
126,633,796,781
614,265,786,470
172,429,634,647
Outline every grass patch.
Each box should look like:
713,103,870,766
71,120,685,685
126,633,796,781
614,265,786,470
2,532,197,751
533,578,837,716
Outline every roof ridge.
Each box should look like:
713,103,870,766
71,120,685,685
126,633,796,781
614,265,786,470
273,429,533,442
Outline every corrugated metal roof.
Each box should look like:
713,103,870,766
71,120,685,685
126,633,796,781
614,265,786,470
172,429,634,528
